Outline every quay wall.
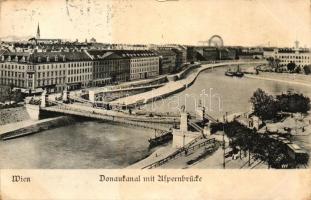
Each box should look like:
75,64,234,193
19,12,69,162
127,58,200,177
0,116,77,140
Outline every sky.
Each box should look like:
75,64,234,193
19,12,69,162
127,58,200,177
0,0,310,47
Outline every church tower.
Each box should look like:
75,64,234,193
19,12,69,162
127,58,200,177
36,23,40,39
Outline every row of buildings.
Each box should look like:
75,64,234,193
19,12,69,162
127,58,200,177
263,48,310,69
0,47,186,94
0,24,309,94
187,45,310,70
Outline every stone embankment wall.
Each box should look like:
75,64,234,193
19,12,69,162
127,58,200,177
0,106,30,126
0,116,77,140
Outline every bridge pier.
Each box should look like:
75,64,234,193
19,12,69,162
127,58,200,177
41,90,47,108
62,88,69,102
25,104,40,120
89,90,95,103
172,111,200,148
196,106,205,121
25,90,48,120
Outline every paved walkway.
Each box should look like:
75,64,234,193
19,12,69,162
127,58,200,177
245,73,311,88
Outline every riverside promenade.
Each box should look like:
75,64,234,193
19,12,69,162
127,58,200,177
245,72,311,88
111,60,267,106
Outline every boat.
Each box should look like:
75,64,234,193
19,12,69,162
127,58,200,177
148,131,173,148
225,68,235,76
225,65,244,77
235,65,244,77
225,70,234,77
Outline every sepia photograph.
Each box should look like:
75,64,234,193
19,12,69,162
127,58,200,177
0,0,310,199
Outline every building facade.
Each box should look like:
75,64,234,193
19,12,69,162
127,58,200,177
116,50,159,81
0,48,161,93
87,50,159,84
0,51,93,93
87,50,130,86
153,49,176,74
156,46,187,72
263,48,311,68
0,53,29,91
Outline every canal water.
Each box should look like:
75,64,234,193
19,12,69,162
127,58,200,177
142,67,311,119
1,66,310,168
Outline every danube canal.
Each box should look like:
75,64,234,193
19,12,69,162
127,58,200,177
1,66,310,168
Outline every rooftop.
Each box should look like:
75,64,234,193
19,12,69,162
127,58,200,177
1,51,92,63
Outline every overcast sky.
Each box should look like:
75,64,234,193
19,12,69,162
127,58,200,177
0,0,310,47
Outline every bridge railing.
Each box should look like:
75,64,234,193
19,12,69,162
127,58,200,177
205,113,218,123
142,138,216,169
44,101,171,131
47,99,179,122
188,121,203,132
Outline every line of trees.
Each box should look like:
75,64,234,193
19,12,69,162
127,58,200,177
266,57,311,75
250,89,310,120
223,121,308,168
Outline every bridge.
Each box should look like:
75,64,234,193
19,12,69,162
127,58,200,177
40,100,218,131
41,100,178,131
25,60,265,133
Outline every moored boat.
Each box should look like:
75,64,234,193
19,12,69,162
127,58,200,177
225,65,244,77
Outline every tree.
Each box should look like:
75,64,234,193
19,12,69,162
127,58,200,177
294,66,301,73
274,58,281,72
287,62,296,72
276,92,310,113
250,89,278,120
267,57,281,71
303,65,311,75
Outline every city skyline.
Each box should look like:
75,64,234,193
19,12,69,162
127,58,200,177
0,0,310,47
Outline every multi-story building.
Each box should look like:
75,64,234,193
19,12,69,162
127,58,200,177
153,49,176,74
116,50,159,81
86,50,130,86
170,46,187,71
87,50,159,84
262,47,275,58
0,51,93,93
156,45,187,72
0,52,30,91
263,48,311,68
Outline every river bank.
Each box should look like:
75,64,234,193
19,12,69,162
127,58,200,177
111,61,266,107
0,116,79,140
0,106,30,126
128,70,311,169
3,60,311,169
245,72,311,88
